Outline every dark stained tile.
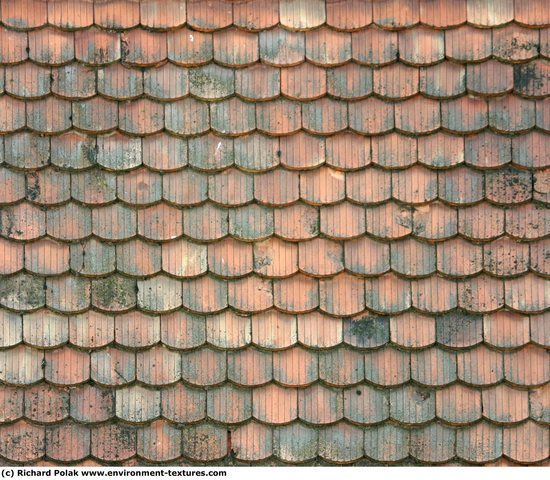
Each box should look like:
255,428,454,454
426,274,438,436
515,60,550,98
273,423,318,463
181,347,226,386
91,424,136,462
436,310,483,347
71,238,116,276
494,24,539,62
181,423,227,462
0,386,24,422
259,27,305,66
165,98,210,136
45,275,91,313
24,383,69,423
0,421,45,463
438,166,484,205
364,424,408,462
161,383,206,423
46,423,90,462
458,275,504,313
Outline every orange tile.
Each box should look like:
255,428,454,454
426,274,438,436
365,202,413,239
69,385,114,423
439,166,484,205
161,383,206,423
115,239,159,277
144,63,188,100
411,347,457,385
256,99,302,135
436,237,483,276
45,275,91,313
251,310,297,349
279,132,325,169
228,276,273,313
503,421,549,463
253,237,298,278
302,97,348,134
298,238,343,277
390,237,436,276
515,0,550,26
457,345,503,386
0,96,25,132
24,383,69,423
399,27,444,65
489,96,536,133
1,0,47,28
390,311,435,348
122,29,167,66
210,97,256,136
365,273,411,313
395,96,440,134
44,347,90,385
459,202,505,240
326,0,372,30
466,0,513,27
206,310,251,348
366,347,410,386
167,27,213,66
136,346,181,386
392,164,438,204
0,238,23,274
28,28,74,65
207,384,252,423
116,312,158,348
253,383,297,424
232,421,273,462
91,424,136,462
299,384,343,424
445,25,492,61
137,275,182,313
456,422,502,464
0,168,25,204
412,276,457,312
140,0,187,29
306,27,351,65
505,274,549,313
165,97,210,135
327,63,373,100
46,423,90,462
23,309,68,348
163,169,207,205
420,0,466,26
349,97,394,134
352,26,398,65
259,27,305,66
0,27,27,63
0,385,23,422
186,0,232,31
236,63,280,101
482,384,529,423
119,99,164,135
320,202,366,239
233,0,279,30
364,424,409,462
69,311,114,349
273,347,318,386
228,347,272,386
347,167,391,203
0,345,44,385
484,310,530,349
5,63,50,99
320,272,365,316
137,420,181,463
182,347,226,386
0,421,45,463
117,167,162,205
372,133,417,168
413,202,457,239
279,0,326,30
138,204,182,241
213,28,259,66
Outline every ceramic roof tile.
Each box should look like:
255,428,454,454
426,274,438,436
167,27,212,66
352,26,398,65
410,423,456,464
436,238,483,277
327,63,373,100
213,28,259,67
390,311,435,348
91,423,136,462
0,238,23,274
467,0,513,27
279,132,325,170
28,28,74,65
210,98,256,136
233,0,279,30
137,420,181,463
253,237,298,278
456,422,502,464
0,273,45,311
0,421,45,463
23,309,68,348
389,384,434,423
390,237,435,277
503,421,550,463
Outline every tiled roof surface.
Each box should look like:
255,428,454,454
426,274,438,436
0,0,549,466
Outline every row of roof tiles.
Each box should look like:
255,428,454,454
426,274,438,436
0,309,548,350
1,62,550,104
2,95,550,135
0,381,549,425
1,0,549,31
2,164,549,207
1,235,549,279
0,419,548,465
1,201,547,242
0,131,548,171
0,343,549,386
2,26,550,68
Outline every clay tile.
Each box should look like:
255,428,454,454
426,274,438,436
365,202,413,239
231,422,273,462
22,309,68,348
0,385,23,422
0,167,26,204
160,239,205,278
458,202,504,240
207,384,252,423
365,346,410,383
181,347,226,385
69,311,114,349
229,204,274,240
182,423,227,462
72,97,118,133
186,0,232,31
421,62,466,99
372,133,417,168
90,275,136,313
137,275,182,313
210,98,256,136
347,167,391,204
530,383,550,424
46,202,92,241
92,203,136,241
320,202,365,239
531,312,550,347
0,27,27,63
392,165,438,204
232,0,278,29
438,166,485,205
411,347,457,385
0,273,45,311
535,169,550,203
280,0,325,29
299,167,345,205
252,384,297,424
137,420,181,463
395,96,441,134
493,25,538,62
412,276,457,312
253,237,297,278
506,275,550,314
410,423,456,463
94,0,139,29
49,131,93,171
279,132,325,170
442,95,488,133
3,0,47,28
256,99,302,135
352,26,398,65
99,133,143,170
207,237,252,278
517,60,550,98
165,97,211,136
26,167,70,206
183,203,228,241
142,66,186,101
436,238,482,277
364,424,408,462
343,313,389,348
390,311,435,348
296,311,340,348
136,345,181,386
227,347,272,386
445,25,492,62
228,276,273,313
399,27,444,65
420,0,466,26
26,97,71,134
413,202,457,240
27,28,73,65
507,203,549,239
326,0,372,30
298,238,343,277
6,63,50,99
273,346,318,386
23,383,69,423
327,63,373,100
436,310,483,348
466,133,511,169
116,169,160,206
189,134,234,171
0,238,23,275
467,60,513,96
162,170,205,206
119,99,164,135
213,28,259,66
235,65,279,102
532,238,550,275
456,422,503,463
160,312,204,351
457,345,503,385
280,62,327,100
319,347,364,385
46,422,90,462
137,204,182,241
45,275,91,313
44,346,90,385
91,424,136,462
71,170,116,206
373,63,418,99
0,344,43,384
161,383,206,423
374,0,420,28
489,96,536,133
298,384,343,424
274,202,319,241
390,237,435,277
305,28,351,66
182,276,228,313
75,27,121,65
0,421,45,463
389,384,434,423
320,272,365,316
0,96,25,133
458,275,504,313
253,169,298,207
482,383,529,423
484,311,530,349
517,0,550,25
47,0,93,29
484,237,529,277
251,310,297,349
503,421,550,463
116,385,160,423
302,98,349,134
348,97,394,134
167,28,212,66
259,28,305,66
343,384,388,424
24,237,68,276
467,0,513,26
91,347,135,386
122,29,167,66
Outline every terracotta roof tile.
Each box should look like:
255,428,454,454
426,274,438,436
254,237,298,278
23,309,68,348
352,26,398,65
390,237,435,277
91,423,136,462
399,27,444,66
213,28,258,67
122,29,167,66
233,0,279,30
279,132,325,169
327,63,373,100
167,27,212,66
389,384,434,423
253,383,297,424
0,421,45,463
181,423,227,462
137,420,181,463
503,421,550,463
436,238,482,276
210,98,256,136
390,311,435,348
410,423,456,463
467,0,513,27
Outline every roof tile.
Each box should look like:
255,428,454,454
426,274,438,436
327,63,373,100
344,236,390,275
390,311,435,348
0,272,45,311
352,26,398,65
253,237,298,278
466,0,513,27
253,383,297,424
91,424,136,462
72,237,115,276
122,29,167,66
24,383,69,423
410,423,455,463
137,420,181,463
503,421,550,463
320,272,365,316
0,421,45,463
390,237,435,277
273,274,319,313
445,25,491,62
259,27,305,66
0,345,43,385
0,238,23,274
1,0,47,29
137,275,182,313
116,385,160,423
236,63,280,101
228,348,272,386
438,166,484,205
44,346,90,385
91,347,135,386
420,0,466,26
228,276,273,312
46,275,91,313
207,384,252,423
23,309,68,348
165,98,210,136
458,275,504,312
70,384,114,422
181,347,226,386
364,424,408,462
92,203,136,240
143,63,188,100
365,347,410,386
457,345,503,386
321,202,366,239
0,385,24,422
273,347,318,386
251,310,297,349
436,238,482,277
349,97,394,134
167,28,213,66
139,0,187,29
28,28,74,65
186,0,232,31
163,169,207,205
119,99,164,135
411,276,457,312
299,384,343,424
483,384,529,424
233,421,273,462
161,383,206,423
279,132,325,170
302,98,348,134
6,63,50,99
456,422,502,464
181,423,227,462
411,347,457,386
206,310,250,348
69,311,114,349
233,0,279,30
489,96,536,133
389,384,435,423
273,423,318,463
213,28,259,66
210,98,256,136
0,27,27,63
297,311,341,348
25,238,70,275
399,27,444,65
